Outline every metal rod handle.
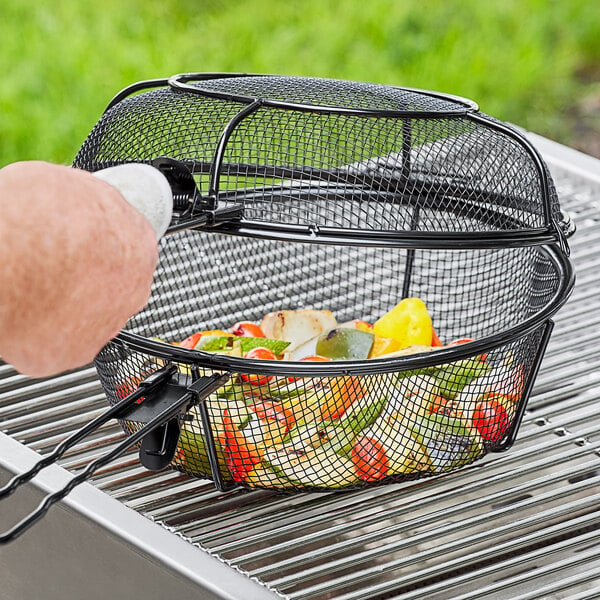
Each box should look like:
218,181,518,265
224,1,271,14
0,365,176,500
0,365,181,544
0,373,195,544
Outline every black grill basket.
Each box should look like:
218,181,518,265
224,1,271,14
74,74,574,493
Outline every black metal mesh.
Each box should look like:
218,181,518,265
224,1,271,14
96,328,544,491
125,232,560,343
184,75,467,113
93,228,565,491
73,75,563,236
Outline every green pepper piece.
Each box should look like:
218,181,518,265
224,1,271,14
177,428,231,480
239,337,291,355
431,358,491,398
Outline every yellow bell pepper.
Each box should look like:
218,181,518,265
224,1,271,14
368,335,402,358
372,297,433,349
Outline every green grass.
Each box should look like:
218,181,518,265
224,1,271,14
1,0,598,167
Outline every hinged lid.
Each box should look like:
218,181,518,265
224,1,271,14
74,73,571,249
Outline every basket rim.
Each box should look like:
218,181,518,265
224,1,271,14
168,72,481,117
112,243,575,376
104,73,479,118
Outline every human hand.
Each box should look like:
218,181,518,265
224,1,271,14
0,161,162,377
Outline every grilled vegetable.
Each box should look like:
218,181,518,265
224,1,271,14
409,412,484,473
373,297,433,349
171,297,499,488
176,428,231,480
244,462,297,488
351,436,389,481
221,409,265,481
179,330,232,349
319,376,366,421
247,400,296,446
353,417,432,478
315,327,374,360
263,446,360,488
430,357,491,398
240,346,277,385
194,335,290,356
260,309,337,352
368,334,402,358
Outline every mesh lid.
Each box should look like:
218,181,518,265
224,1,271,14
174,73,477,115
73,73,568,248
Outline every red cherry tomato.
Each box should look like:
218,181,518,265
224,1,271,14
241,347,277,385
446,338,487,362
249,400,296,432
231,321,266,337
179,332,203,349
472,394,510,442
287,355,331,383
351,436,389,481
244,347,276,360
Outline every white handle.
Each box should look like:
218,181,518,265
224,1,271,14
93,164,173,239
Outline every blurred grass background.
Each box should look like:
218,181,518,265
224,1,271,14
1,0,599,167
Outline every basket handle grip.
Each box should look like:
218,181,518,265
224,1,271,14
0,366,228,544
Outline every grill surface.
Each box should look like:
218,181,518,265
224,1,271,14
1,134,600,599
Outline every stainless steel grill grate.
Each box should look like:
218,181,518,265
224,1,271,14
1,135,600,599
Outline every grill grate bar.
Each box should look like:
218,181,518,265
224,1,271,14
480,562,600,600
260,479,600,588
289,503,600,599
1,160,600,599
559,589,600,600
3,405,108,443
0,394,107,434
0,366,98,401
386,526,600,600
0,383,104,422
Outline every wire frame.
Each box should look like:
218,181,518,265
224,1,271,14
93,229,570,491
73,74,566,246
79,73,573,491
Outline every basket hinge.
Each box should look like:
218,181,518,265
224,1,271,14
151,156,244,231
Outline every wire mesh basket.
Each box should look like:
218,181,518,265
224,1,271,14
75,73,574,492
